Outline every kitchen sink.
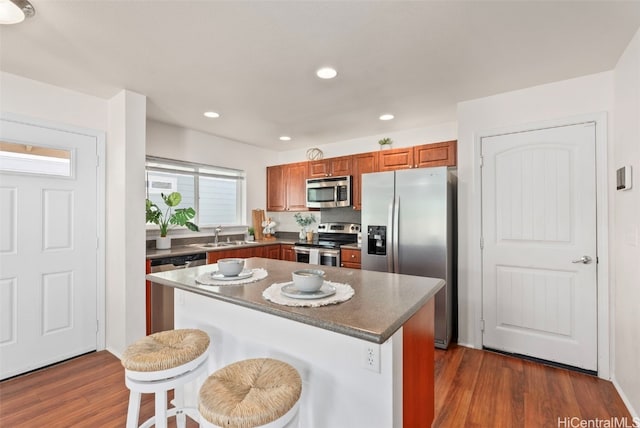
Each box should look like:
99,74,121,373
198,242,234,248
188,241,259,249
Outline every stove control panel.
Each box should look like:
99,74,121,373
317,223,361,234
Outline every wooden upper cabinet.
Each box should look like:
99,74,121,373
351,152,378,211
378,140,456,171
378,147,414,171
285,162,308,211
266,162,308,212
414,140,457,168
266,165,286,211
268,141,456,212
308,155,352,178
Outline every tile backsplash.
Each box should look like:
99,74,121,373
267,207,361,233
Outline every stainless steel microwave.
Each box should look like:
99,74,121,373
306,176,351,208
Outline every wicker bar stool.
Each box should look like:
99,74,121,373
122,329,211,428
198,358,302,428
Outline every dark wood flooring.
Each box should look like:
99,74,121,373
0,345,632,427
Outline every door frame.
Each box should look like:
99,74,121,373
472,112,609,379
1,112,106,352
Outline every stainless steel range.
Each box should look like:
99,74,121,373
294,222,360,266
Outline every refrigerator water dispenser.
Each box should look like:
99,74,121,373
367,225,387,255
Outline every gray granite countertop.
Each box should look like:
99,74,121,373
146,257,444,344
340,243,361,250
146,239,296,260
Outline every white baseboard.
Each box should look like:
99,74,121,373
612,376,639,420
454,341,478,349
106,346,123,360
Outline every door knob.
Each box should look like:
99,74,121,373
571,256,592,264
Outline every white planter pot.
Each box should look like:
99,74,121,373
156,236,171,250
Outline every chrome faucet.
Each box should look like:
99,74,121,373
214,225,222,244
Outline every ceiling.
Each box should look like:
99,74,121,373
1,1,639,151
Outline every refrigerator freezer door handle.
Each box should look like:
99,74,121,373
393,197,400,273
387,199,394,273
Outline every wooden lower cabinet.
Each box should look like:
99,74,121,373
207,244,282,264
340,248,361,269
264,244,281,259
145,259,152,335
281,244,296,262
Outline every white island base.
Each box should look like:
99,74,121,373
174,288,434,428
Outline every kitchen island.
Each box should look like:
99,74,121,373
146,257,444,428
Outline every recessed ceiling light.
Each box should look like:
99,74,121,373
379,114,394,121
203,111,220,118
279,136,292,141
316,67,338,79
0,0,35,25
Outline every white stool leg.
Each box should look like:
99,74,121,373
155,389,168,428
126,390,141,428
174,383,184,428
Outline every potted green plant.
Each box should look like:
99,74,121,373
146,192,199,249
378,137,393,150
294,212,316,241
247,226,255,241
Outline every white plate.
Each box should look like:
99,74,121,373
281,282,336,300
210,269,253,281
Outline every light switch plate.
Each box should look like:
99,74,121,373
616,165,632,191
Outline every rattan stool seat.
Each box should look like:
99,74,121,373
122,329,210,372
122,329,211,428
199,358,302,428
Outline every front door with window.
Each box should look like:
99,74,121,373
0,118,98,379
481,123,598,371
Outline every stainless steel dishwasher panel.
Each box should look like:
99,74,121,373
149,253,206,333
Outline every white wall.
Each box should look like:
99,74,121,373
0,72,108,130
456,72,614,358
612,29,640,418
146,120,277,229
105,90,147,356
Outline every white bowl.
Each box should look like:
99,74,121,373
217,258,245,277
292,269,325,292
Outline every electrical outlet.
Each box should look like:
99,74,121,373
363,344,380,372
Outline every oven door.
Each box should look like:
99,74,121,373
293,246,340,267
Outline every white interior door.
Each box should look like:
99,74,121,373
0,118,98,379
481,123,597,371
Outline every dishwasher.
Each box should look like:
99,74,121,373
149,252,207,333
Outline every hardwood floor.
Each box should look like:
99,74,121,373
434,345,632,427
0,346,632,427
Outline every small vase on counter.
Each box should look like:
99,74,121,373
299,228,306,241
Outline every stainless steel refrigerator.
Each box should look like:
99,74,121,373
361,166,455,349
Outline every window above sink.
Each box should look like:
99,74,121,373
146,156,246,228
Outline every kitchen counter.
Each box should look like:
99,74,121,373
145,257,443,343
146,257,442,427
340,242,361,250
146,239,296,260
